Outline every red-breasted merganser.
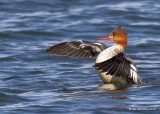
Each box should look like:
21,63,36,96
46,26,142,90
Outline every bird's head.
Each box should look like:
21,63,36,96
97,26,128,48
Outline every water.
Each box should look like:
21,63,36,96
0,0,160,113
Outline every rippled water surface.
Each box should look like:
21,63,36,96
0,0,160,113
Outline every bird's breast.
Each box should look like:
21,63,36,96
95,45,126,84
96,71,127,84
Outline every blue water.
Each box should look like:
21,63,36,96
0,0,160,113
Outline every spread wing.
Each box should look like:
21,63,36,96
94,53,142,84
46,40,106,58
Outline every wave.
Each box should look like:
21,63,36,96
131,22,160,26
94,2,146,11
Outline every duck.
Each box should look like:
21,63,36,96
46,26,142,90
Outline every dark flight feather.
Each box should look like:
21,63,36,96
46,40,106,58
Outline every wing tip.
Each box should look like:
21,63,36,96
46,48,51,52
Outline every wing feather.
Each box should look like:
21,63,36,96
94,53,141,84
46,40,106,58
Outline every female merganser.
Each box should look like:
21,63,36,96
47,26,142,90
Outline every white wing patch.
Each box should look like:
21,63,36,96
96,44,124,63
129,64,141,83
